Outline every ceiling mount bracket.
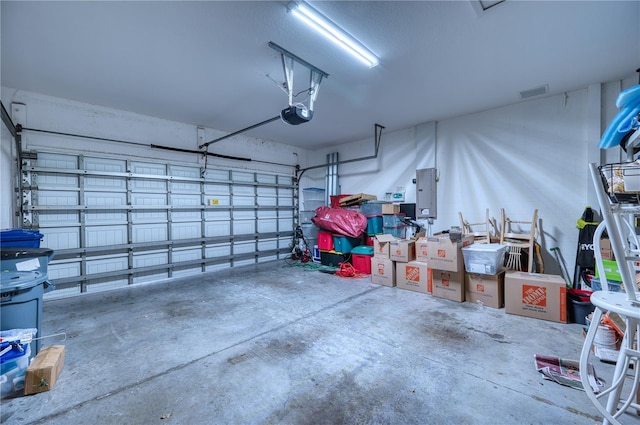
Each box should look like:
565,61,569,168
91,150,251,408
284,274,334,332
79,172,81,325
269,41,328,124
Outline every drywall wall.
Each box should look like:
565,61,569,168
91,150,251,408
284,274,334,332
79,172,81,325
0,88,305,176
318,75,639,279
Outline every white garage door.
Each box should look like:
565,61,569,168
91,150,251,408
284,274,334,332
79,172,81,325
20,152,295,298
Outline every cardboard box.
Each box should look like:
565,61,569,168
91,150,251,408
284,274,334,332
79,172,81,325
371,257,396,287
382,203,400,215
600,238,614,260
426,234,474,272
415,237,429,262
396,261,430,294
430,268,465,302
374,234,395,258
465,271,505,308
504,272,567,323
24,345,65,395
389,239,416,262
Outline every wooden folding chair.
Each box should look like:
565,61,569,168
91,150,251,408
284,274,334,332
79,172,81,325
500,208,539,273
459,208,495,244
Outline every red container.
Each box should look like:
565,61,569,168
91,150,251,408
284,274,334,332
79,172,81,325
352,254,372,274
318,231,334,251
330,194,351,208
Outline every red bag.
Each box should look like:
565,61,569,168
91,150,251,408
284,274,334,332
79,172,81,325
311,206,367,238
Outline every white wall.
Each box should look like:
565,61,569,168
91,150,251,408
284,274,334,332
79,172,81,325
316,75,639,278
0,88,306,176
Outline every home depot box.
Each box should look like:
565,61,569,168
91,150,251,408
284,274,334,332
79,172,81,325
426,234,474,272
396,261,430,294
505,272,567,323
465,271,505,308
389,239,416,262
430,268,465,302
24,345,65,395
374,234,394,259
415,237,429,262
371,257,396,287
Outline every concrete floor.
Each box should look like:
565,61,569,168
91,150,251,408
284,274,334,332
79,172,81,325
2,260,639,425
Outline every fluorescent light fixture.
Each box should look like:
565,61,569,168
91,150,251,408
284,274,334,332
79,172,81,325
289,1,379,68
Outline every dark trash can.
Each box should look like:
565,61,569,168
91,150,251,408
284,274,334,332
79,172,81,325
567,289,595,325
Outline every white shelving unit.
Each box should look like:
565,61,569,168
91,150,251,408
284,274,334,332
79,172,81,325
580,151,640,424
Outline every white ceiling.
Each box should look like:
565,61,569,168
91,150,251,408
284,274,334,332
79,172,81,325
1,1,639,150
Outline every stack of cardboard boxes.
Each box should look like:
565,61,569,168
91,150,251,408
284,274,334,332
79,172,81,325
370,231,568,323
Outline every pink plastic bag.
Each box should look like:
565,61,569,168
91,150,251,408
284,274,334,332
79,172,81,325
311,206,367,238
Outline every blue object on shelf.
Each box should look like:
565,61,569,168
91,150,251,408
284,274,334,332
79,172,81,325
599,84,640,149
0,230,44,248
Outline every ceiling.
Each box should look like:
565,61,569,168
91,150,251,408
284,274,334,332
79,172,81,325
1,1,639,150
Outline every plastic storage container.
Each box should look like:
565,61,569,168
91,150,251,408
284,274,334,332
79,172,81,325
361,201,386,217
332,235,362,254
300,211,316,224
1,342,31,399
367,216,383,235
0,230,44,248
383,226,406,239
302,188,325,201
590,277,623,292
383,213,405,227
318,232,334,251
461,244,508,275
304,200,325,211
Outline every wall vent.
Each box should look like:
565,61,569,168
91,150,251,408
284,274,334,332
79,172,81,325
520,85,548,99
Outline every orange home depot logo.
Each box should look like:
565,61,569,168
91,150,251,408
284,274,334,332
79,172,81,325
522,285,546,306
405,265,420,282
440,272,451,287
377,263,385,275
437,249,446,258
476,284,485,293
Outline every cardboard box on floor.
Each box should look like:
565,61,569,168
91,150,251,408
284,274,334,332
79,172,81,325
374,234,394,259
430,266,466,302
426,234,474,272
415,237,429,262
24,345,65,395
465,271,505,309
389,239,416,262
504,272,567,323
371,257,396,287
396,261,430,294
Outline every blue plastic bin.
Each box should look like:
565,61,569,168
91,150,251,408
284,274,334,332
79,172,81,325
0,230,44,248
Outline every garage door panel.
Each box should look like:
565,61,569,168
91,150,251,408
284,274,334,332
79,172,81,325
38,190,79,206
25,151,294,297
85,225,127,247
132,223,169,243
42,226,80,250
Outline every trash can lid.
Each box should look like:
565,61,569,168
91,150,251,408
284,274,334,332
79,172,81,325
1,271,48,292
0,229,44,241
0,247,54,261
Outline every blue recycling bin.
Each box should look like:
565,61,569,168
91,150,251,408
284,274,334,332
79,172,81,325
0,229,44,248
1,248,55,360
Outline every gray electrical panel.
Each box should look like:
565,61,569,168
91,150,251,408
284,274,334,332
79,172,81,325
416,168,437,219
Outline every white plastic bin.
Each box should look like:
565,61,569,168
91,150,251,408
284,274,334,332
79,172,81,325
461,243,508,275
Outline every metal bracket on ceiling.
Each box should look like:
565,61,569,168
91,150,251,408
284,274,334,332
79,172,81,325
268,41,329,112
